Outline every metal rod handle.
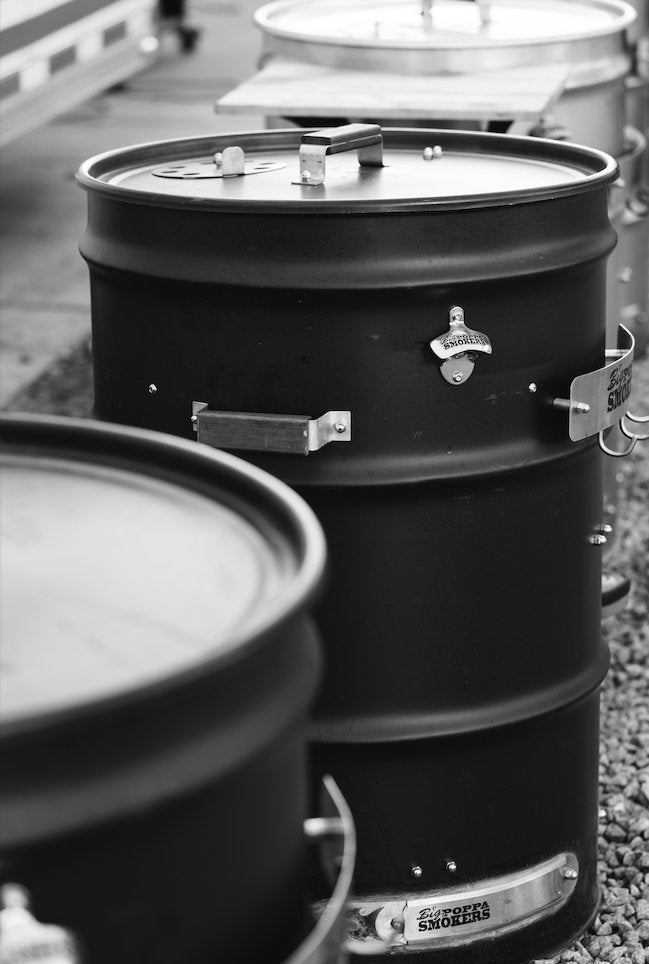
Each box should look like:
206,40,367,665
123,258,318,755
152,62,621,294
621,414,649,442
599,429,638,458
284,777,356,964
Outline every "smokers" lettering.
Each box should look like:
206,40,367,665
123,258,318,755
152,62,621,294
607,363,633,413
417,901,491,932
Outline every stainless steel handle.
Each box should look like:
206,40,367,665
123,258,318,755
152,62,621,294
421,0,491,27
294,123,384,186
192,404,351,454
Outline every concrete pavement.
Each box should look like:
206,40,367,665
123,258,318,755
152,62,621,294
0,0,265,405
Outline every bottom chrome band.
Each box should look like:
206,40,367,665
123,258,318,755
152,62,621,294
346,852,579,953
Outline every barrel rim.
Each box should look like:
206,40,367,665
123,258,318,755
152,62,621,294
253,0,637,51
0,414,327,739
75,127,620,214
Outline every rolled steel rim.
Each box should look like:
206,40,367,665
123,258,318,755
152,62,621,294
75,127,619,214
254,0,636,51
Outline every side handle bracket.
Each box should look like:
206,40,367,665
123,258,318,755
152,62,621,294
192,404,351,455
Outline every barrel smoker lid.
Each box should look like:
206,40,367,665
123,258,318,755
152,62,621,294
76,127,618,213
0,418,324,727
254,0,635,50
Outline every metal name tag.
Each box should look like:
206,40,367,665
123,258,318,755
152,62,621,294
402,853,577,945
567,326,634,442
346,852,578,951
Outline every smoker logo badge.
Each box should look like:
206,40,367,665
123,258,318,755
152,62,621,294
606,362,632,414
436,331,491,354
416,901,491,932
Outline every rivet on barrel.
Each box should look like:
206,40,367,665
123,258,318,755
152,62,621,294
148,384,157,395
445,859,458,873
411,865,423,878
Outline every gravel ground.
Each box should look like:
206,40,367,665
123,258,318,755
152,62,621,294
535,358,649,964
3,337,648,963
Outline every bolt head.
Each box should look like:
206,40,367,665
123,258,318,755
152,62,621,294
411,865,423,878
423,147,434,160
214,152,223,166
334,421,347,434
575,402,591,414
589,533,607,546
452,371,464,383
148,384,157,395
528,382,538,393
390,918,405,933
618,267,633,283
432,145,443,158
446,859,457,873
562,867,578,880
301,170,312,182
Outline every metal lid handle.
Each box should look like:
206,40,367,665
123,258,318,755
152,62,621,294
422,0,491,27
294,124,384,186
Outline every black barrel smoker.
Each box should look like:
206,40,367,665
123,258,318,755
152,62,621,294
0,416,357,964
76,126,641,961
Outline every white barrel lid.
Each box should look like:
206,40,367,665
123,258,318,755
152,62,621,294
254,0,635,49
0,451,296,723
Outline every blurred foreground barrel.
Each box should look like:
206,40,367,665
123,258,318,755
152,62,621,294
77,126,620,962
0,415,326,964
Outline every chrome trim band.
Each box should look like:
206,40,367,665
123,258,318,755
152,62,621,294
346,852,579,952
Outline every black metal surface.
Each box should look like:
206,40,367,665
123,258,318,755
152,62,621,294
312,690,602,963
0,415,324,964
78,127,617,961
